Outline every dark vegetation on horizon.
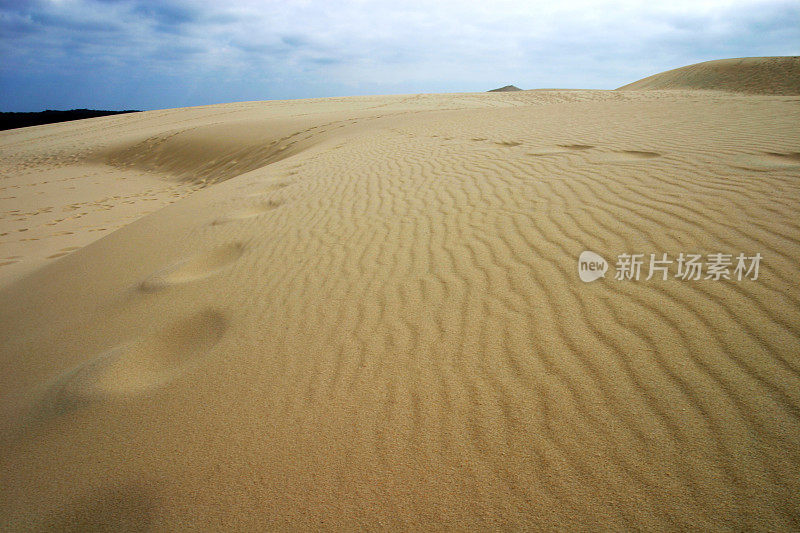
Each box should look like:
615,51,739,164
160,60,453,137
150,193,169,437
0,109,141,131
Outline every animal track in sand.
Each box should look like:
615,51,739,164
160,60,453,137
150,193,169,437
38,310,227,416
211,199,285,225
139,242,245,292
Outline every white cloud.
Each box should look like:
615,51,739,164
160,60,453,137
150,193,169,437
0,0,797,110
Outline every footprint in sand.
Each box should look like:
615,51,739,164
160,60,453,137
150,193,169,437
37,310,228,417
139,242,245,292
240,180,292,192
591,150,662,163
557,144,595,150
210,199,284,226
754,152,800,168
762,152,800,163
526,144,596,157
728,152,800,171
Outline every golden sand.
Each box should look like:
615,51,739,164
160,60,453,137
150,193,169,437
618,56,800,95
1,58,799,530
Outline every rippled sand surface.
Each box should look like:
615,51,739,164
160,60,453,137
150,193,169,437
1,64,799,530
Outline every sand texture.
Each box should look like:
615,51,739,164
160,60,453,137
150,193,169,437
618,56,800,95
1,59,799,530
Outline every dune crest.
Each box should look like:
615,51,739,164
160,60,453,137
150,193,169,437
618,56,800,95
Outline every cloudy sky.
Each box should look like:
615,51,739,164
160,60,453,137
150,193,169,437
1,0,798,111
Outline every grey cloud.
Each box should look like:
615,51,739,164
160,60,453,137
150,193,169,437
1,0,798,111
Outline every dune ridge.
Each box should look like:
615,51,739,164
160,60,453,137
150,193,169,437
618,56,800,95
1,65,799,530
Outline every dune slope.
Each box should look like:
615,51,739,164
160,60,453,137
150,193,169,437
1,86,799,530
618,56,800,95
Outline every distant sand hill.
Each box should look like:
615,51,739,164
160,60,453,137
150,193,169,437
1,59,799,530
488,85,522,92
618,56,800,95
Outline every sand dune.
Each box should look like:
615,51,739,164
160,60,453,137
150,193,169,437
618,56,800,95
1,60,799,530
488,85,522,92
